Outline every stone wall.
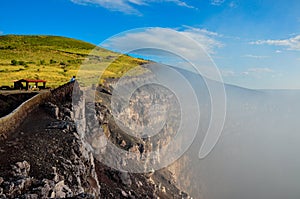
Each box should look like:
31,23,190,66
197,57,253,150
49,81,75,104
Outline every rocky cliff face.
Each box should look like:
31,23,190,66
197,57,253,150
0,100,100,198
0,81,191,198
73,81,191,198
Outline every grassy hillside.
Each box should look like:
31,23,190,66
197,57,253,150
0,35,147,88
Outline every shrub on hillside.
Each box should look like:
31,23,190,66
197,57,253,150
50,59,57,64
40,60,46,65
67,59,82,64
11,59,18,65
11,60,27,66
18,61,26,66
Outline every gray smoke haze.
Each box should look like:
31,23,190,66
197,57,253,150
75,26,300,198
166,65,300,199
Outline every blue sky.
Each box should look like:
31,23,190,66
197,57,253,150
0,0,300,89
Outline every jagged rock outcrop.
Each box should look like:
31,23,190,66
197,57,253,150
0,147,99,198
0,160,96,198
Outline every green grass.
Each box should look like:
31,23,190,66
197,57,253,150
0,35,147,88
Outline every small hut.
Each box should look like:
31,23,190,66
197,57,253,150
14,79,47,90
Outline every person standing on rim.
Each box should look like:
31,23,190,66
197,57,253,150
70,76,76,82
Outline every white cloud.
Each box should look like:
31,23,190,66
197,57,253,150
103,27,223,54
210,0,225,6
221,67,276,78
243,54,269,59
250,35,300,51
242,67,274,78
180,26,223,53
229,1,237,8
71,0,141,14
220,67,279,79
101,27,223,81
0,31,3,35
221,69,235,77
71,0,195,15
168,0,195,9
182,26,221,37
247,68,274,73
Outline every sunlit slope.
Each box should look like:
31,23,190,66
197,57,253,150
0,35,147,88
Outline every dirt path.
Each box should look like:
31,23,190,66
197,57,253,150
0,106,68,180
